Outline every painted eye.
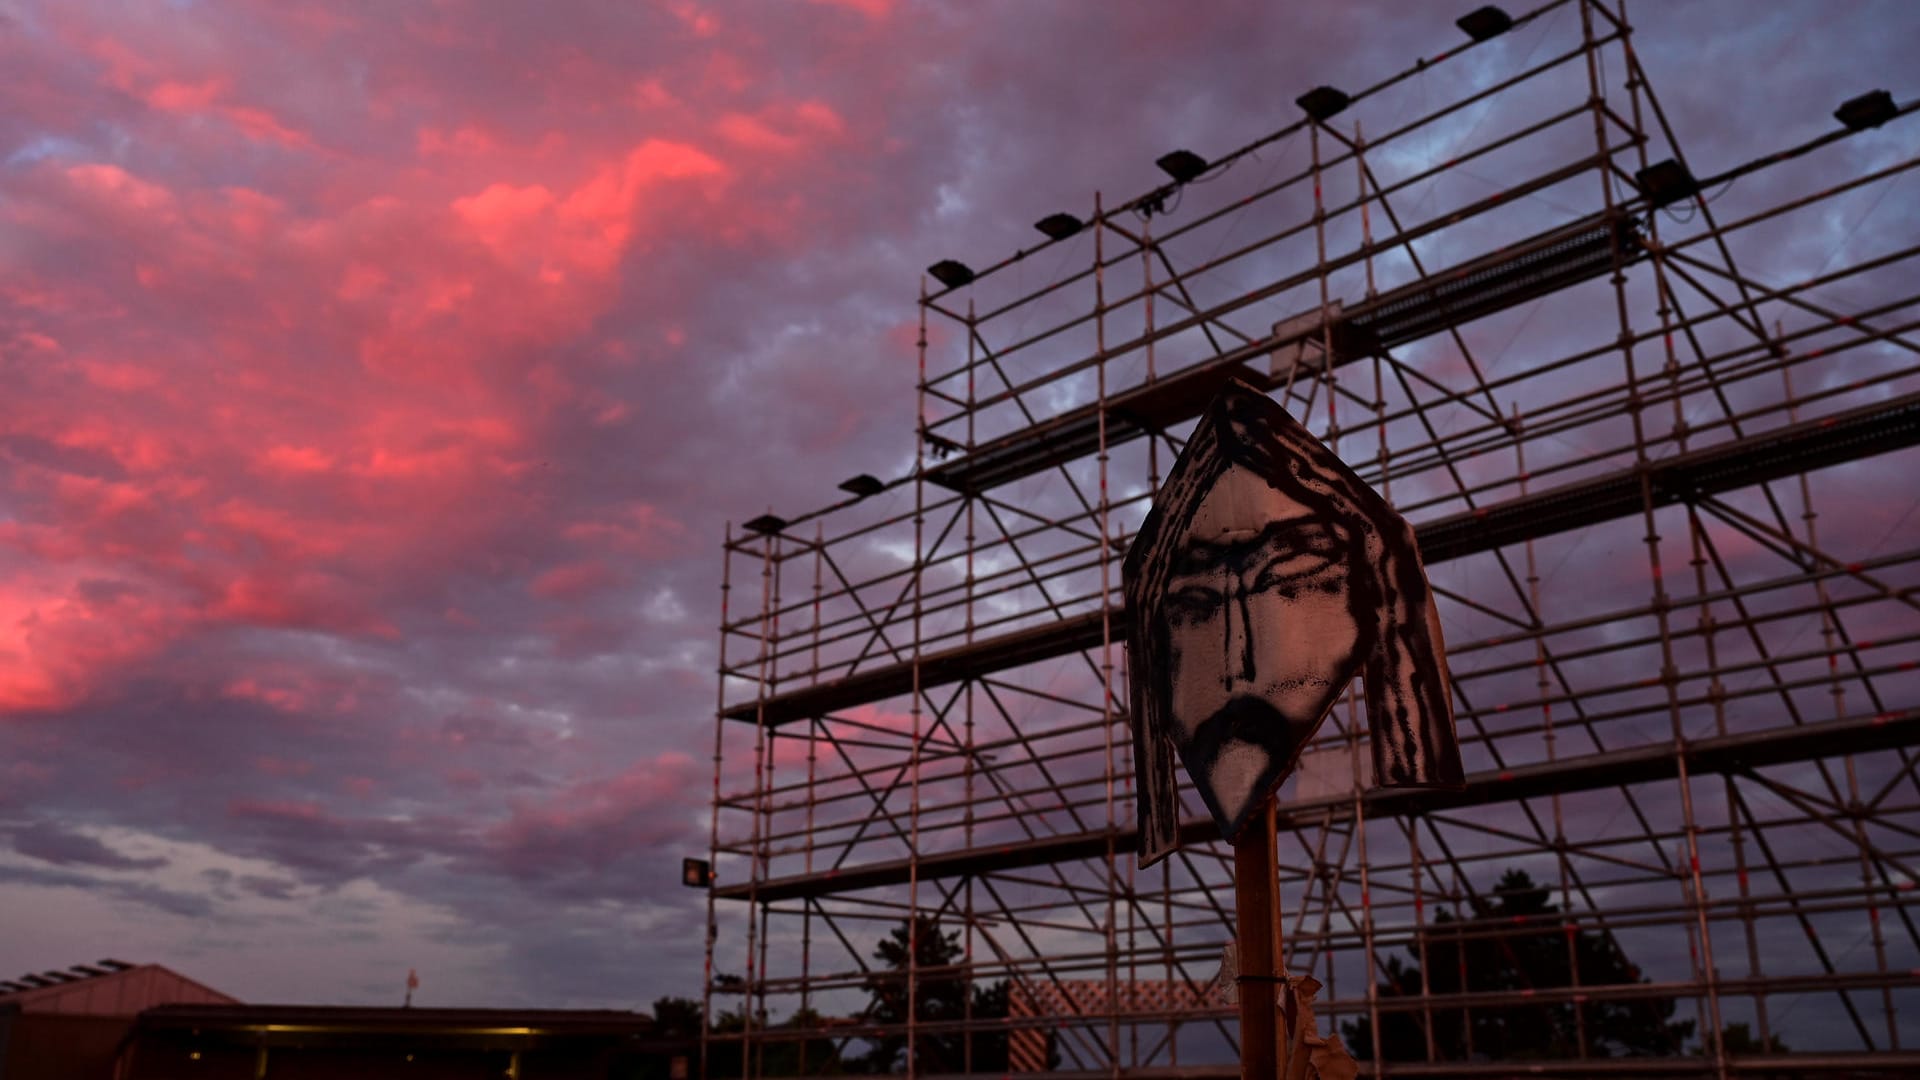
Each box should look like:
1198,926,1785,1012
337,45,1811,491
1165,585,1224,621
1252,532,1342,591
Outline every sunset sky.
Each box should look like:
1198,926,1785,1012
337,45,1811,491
2,0,1917,1012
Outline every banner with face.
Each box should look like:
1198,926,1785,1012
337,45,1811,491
1124,378,1463,866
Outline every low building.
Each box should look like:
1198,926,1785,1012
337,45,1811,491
0,962,692,1079
123,1003,681,1079
0,960,237,1080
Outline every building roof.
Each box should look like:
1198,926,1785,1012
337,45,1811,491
138,1003,653,1036
0,961,238,1016
131,1004,678,1053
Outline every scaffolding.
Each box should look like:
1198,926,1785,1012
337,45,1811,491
703,2,1920,1075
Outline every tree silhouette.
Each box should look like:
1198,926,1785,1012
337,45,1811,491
854,915,1026,1074
647,992,844,1078
634,995,708,1080
1717,1021,1788,1054
1342,869,1694,1061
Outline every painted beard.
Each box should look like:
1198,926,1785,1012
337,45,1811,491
1178,693,1325,838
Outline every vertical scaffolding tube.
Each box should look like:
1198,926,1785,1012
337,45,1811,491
1141,213,1175,1071
1580,2,1726,1073
754,541,784,1077
908,276,929,1079
963,297,978,1076
1785,354,1898,1049
798,523,823,1076
703,526,734,1080
1094,190,1123,1078
1518,408,1590,1059
743,530,775,1080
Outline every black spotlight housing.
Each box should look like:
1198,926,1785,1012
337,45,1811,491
1155,149,1209,184
1835,89,1897,132
1033,212,1084,241
682,858,713,888
838,473,885,498
1456,6,1514,42
1634,159,1699,209
927,259,975,289
1296,86,1351,123
742,513,787,535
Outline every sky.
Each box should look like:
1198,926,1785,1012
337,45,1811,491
2,0,1918,1018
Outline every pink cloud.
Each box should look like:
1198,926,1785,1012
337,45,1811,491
94,43,316,148
0,572,194,713
215,573,397,639
64,163,178,218
562,503,688,558
530,560,621,601
808,0,895,19
667,1,721,38
228,798,327,823
78,361,163,393
487,751,702,875
261,445,336,474
417,123,501,158
449,139,730,281
452,182,557,257
631,78,678,111
145,78,225,111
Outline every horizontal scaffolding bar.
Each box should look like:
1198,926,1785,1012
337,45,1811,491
712,705,1920,901
924,212,1643,495
723,388,1920,724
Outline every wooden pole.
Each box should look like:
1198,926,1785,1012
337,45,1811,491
1234,795,1283,1079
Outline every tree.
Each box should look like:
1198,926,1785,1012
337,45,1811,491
1717,1021,1788,1054
644,991,844,1078
854,915,1026,1074
767,1006,848,1076
628,995,708,1080
651,995,704,1038
1342,869,1694,1061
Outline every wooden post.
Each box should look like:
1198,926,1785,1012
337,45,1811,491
1234,796,1284,1079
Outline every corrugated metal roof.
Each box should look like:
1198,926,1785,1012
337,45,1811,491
0,961,237,1015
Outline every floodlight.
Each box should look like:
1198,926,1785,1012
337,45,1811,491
838,473,885,498
1297,86,1351,122
1633,159,1698,209
927,259,975,289
682,858,713,888
1155,150,1208,184
742,513,787,535
1456,6,1513,42
1033,212,1084,240
1835,89,1896,131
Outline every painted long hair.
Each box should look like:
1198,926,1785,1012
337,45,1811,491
1124,378,1463,867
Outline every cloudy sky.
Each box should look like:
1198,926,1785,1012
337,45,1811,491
2,0,1916,1015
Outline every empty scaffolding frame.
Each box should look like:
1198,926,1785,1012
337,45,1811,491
704,1,1920,1075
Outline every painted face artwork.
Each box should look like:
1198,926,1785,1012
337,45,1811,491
1163,465,1360,833
1124,378,1464,866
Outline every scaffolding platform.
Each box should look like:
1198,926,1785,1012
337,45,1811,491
926,212,1646,496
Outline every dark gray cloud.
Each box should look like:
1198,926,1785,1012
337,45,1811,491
8,820,167,871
